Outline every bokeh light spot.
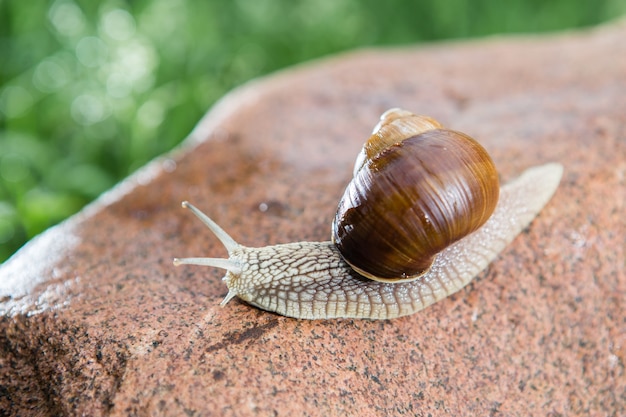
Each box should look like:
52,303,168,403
106,72,132,98
101,9,136,41
71,94,108,125
137,100,165,129
48,0,86,37
33,58,70,93
76,36,108,68
105,40,158,98
162,159,177,173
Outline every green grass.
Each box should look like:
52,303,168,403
1,0,624,262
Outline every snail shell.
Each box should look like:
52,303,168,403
173,109,563,320
333,109,499,282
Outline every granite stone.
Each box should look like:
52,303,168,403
1,20,625,416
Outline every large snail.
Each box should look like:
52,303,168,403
173,108,563,320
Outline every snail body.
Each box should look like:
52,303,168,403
174,109,563,320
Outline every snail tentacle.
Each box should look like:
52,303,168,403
180,201,239,252
172,257,242,275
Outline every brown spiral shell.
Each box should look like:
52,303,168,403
332,109,500,282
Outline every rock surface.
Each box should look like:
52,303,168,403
1,20,625,417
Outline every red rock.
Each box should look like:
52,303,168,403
1,21,625,416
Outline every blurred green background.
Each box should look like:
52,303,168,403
1,0,625,262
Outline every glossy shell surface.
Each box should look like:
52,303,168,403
332,125,500,282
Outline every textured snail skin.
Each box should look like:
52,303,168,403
173,163,563,320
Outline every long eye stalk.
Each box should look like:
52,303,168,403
172,202,242,275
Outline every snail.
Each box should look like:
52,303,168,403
173,108,563,320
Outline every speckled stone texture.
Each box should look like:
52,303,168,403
1,21,625,417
